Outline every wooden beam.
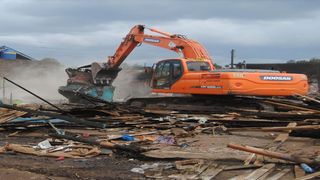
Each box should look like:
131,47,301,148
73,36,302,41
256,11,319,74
295,93,320,104
243,164,275,180
264,100,320,113
295,171,320,180
229,125,320,132
227,143,316,165
268,168,291,180
274,122,297,142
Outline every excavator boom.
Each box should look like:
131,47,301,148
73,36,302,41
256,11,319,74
107,25,213,69
91,25,214,87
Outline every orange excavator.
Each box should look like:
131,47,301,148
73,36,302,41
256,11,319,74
59,25,308,103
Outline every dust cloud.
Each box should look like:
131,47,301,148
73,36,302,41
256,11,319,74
1,58,67,104
1,59,153,104
113,64,152,102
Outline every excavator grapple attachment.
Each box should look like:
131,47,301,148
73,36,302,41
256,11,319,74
58,63,120,103
59,84,115,103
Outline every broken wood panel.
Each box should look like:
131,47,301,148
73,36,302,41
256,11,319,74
295,171,320,180
267,168,291,180
229,125,320,132
263,100,320,113
228,172,251,180
228,143,316,164
199,164,223,180
143,150,248,161
224,164,262,171
0,108,27,123
4,143,101,158
274,122,297,142
294,165,306,179
295,93,320,104
243,164,275,180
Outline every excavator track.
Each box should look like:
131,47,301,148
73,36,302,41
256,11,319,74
126,95,269,113
125,95,320,114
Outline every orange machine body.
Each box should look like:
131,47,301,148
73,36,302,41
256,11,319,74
151,59,308,96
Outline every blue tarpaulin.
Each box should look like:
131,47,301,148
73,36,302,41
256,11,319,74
10,117,67,123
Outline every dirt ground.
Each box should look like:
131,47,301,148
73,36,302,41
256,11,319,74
0,128,318,179
0,130,145,180
0,154,144,179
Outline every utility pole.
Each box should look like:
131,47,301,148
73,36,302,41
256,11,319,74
317,67,320,93
2,78,5,103
231,49,235,69
10,92,12,105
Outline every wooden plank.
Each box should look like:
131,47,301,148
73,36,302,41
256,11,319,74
274,122,297,142
244,153,257,165
229,125,320,132
251,122,297,165
224,164,262,171
294,165,306,178
228,143,315,164
228,172,251,180
268,168,291,180
199,164,223,180
0,108,27,124
243,164,275,180
175,159,204,170
295,171,320,180
264,100,320,113
169,163,210,179
144,150,215,159
143,150,247,161
257,167,276,180
295,93,320,104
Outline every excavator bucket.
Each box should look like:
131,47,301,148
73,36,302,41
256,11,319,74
59,84,115,103
58,63,120,103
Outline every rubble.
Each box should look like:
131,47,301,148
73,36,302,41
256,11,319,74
0,79,319,179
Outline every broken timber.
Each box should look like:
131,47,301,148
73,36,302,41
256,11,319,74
50,133,144,154
227,143,318,165
0,103,106,128
228,125,320,132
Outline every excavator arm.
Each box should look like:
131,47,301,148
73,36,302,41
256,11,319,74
107,25,213,70
90,25,214,87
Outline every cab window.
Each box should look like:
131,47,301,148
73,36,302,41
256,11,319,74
152,60,183,89
155,62,164,78
172,61,182,80
161,62,171,77
187,61,210,71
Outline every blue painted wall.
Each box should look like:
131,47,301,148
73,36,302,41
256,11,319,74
0,47,17,60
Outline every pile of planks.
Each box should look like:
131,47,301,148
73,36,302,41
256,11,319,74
0,95,319,179
0,108,26,124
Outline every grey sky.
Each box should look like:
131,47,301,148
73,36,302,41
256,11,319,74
1,0,320,66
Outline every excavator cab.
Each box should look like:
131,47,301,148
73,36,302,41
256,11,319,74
151,59,214,90
152,59,184,89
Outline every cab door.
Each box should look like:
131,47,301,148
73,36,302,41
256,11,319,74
152,59,183,89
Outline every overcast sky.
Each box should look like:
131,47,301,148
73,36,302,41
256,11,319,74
1,0,320,66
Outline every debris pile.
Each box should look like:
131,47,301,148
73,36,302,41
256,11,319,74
0,91,319,179
0,77,319,179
